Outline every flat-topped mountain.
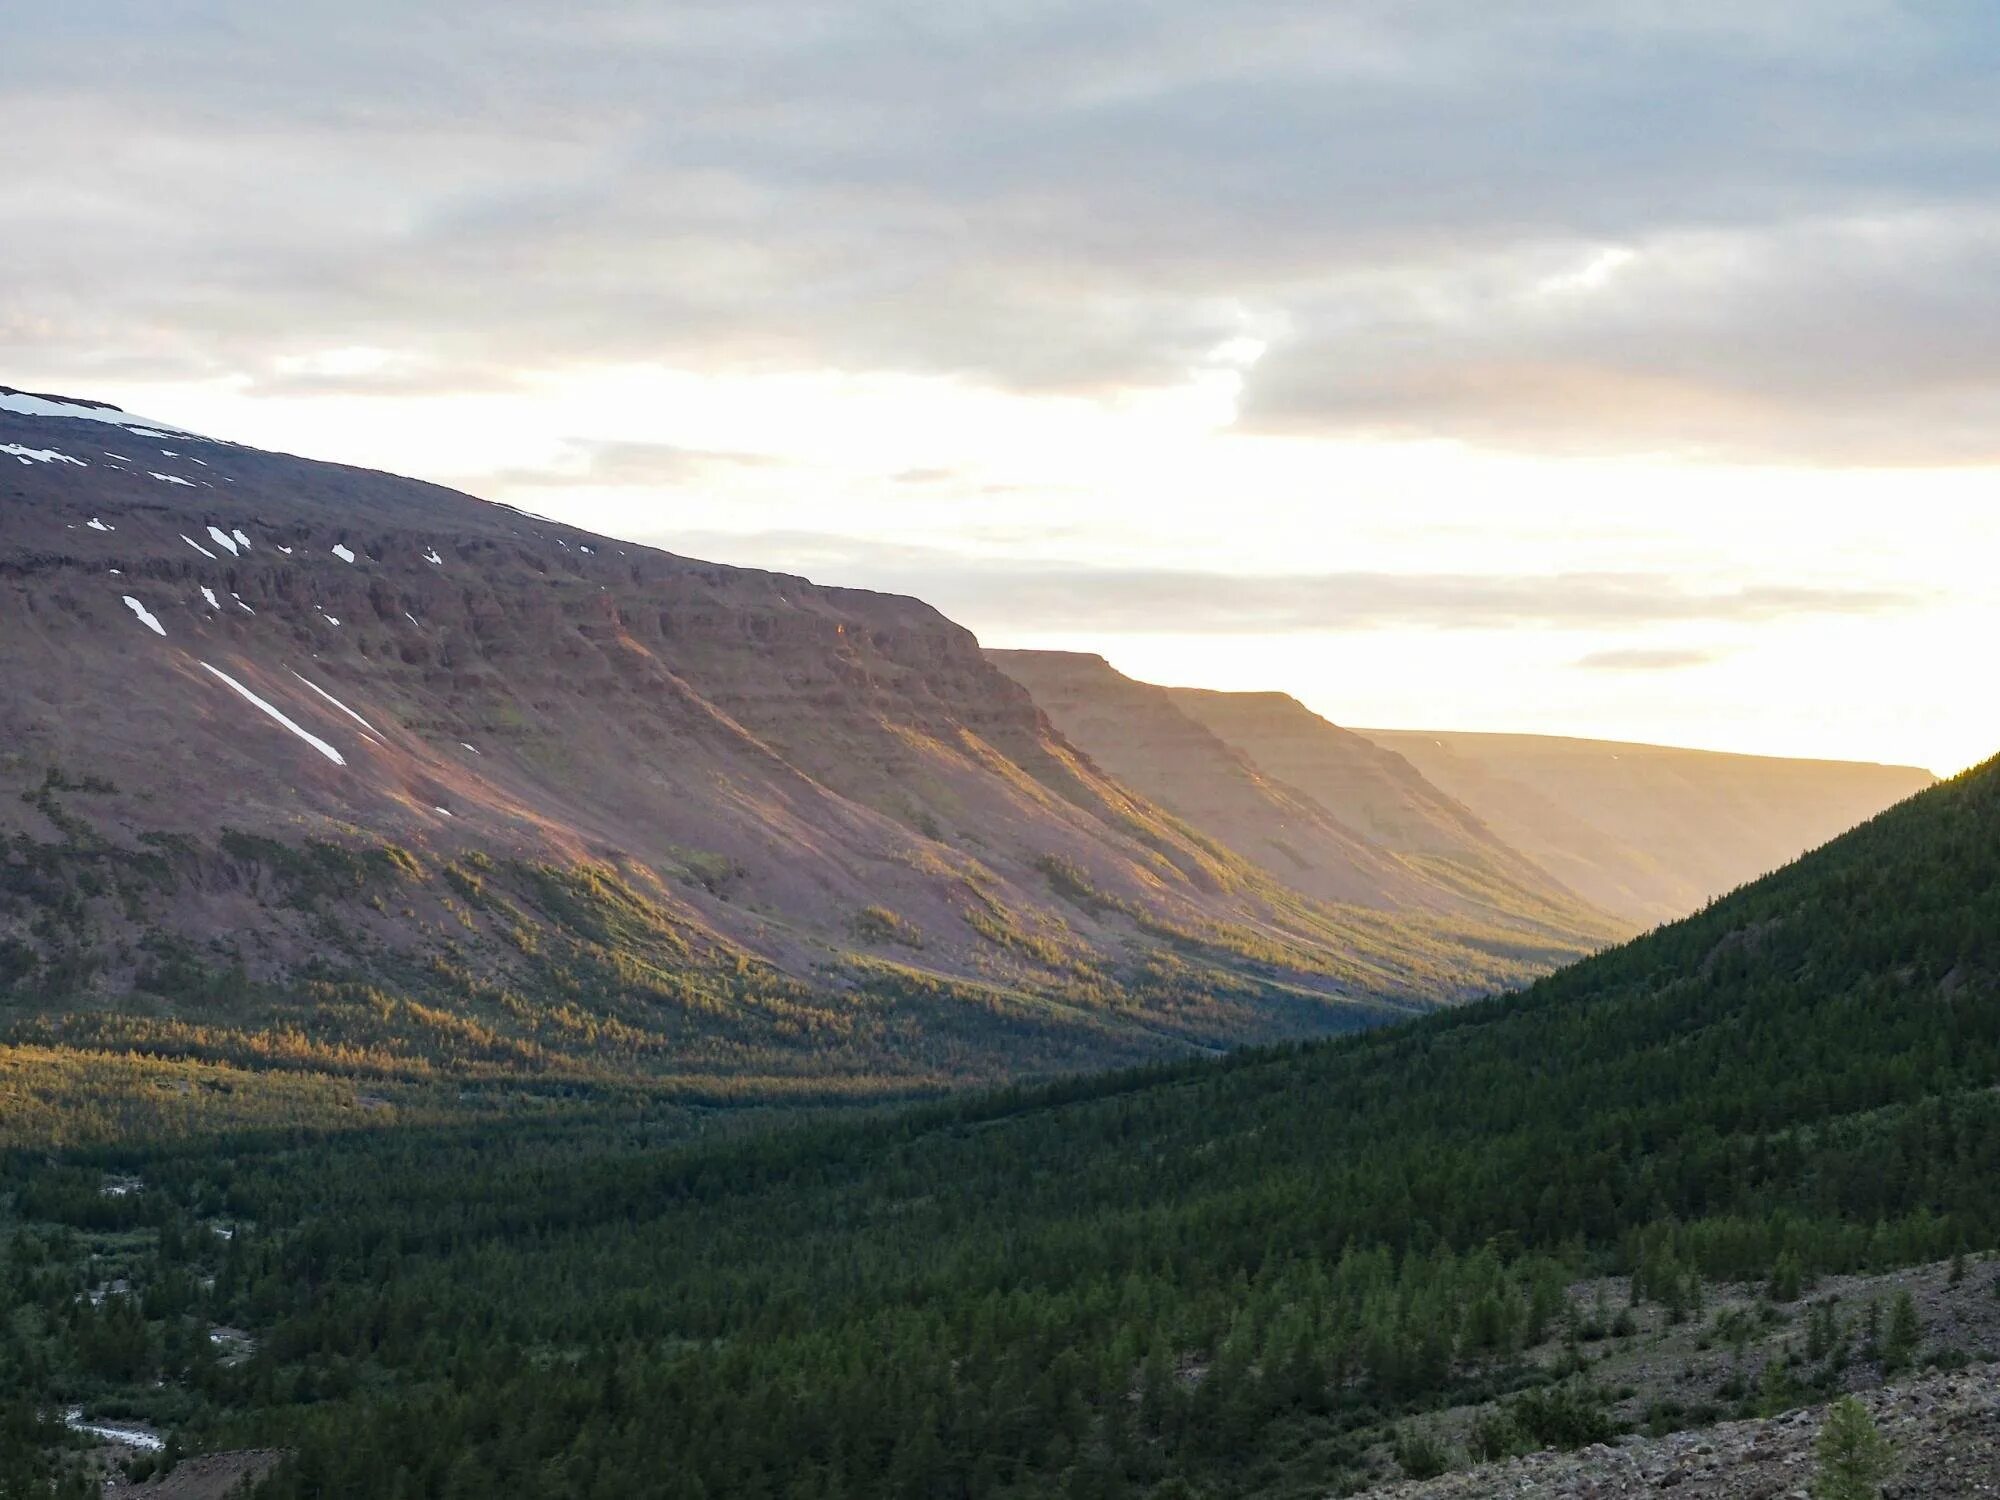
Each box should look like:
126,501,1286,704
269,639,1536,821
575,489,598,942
0,388,1569,1093
1163,685,1605,926
988,651,1616,945
1360,728,1936,926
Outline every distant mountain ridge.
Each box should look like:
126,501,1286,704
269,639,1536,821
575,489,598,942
1359,728,1936,926
987,651,1927,945
987,651,1617,945
0,386,1581,1094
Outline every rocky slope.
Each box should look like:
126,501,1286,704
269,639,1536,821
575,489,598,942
0,386,1565,1092
988,651,1617,945
1367,1367,2000,1497
1359,729,1936,927
1364,1253,2000,1495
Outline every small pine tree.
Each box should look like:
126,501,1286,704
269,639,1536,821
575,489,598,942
1768,1251,1804,1303
1811,1396,1893,1500
1881,1291,1921,1374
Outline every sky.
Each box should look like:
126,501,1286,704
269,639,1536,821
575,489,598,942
4,2,1996,774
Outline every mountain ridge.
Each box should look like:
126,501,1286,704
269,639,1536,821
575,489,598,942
1359,726,1936,925
988,649,1617,946
0,386,1572,1092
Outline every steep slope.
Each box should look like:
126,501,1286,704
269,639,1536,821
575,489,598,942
13,750,2000,1496
1162,684,1613,930
0,386,1559,1091
989,651,1616,947
1360,728,1936,926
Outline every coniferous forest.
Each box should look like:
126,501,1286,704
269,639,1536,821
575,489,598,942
3,755,1996,1496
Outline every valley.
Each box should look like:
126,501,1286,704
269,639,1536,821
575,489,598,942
7,5,1993,1494
0,388,1986,1498
4,742,1996,1495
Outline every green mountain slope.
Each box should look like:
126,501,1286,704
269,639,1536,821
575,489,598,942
7,753,1997,1496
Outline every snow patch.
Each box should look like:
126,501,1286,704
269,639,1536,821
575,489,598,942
86,517,112,531
233,593,255,613
319,611,340,626
433,806,453,817
206,525,239,556
181,534,217,559
0,387,195,434
122,596,165,636
231,528,253,550
276,544,293,555
289,670,380,734
151,472,194,486
459,742,480,754
422,547,443,566
331,544,356,564
198,663,346,766
2,442,86,466
200,587,221,610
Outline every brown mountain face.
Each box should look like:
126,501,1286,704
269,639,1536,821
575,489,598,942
1357,728,1937,927
989,652,1618,948
0,389,1570,1096
1160,685,1622,933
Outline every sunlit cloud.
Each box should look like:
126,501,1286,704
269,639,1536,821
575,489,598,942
1574,647,1724,672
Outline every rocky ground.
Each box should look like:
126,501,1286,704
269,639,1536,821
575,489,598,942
1359,1255,2000,1495
119,1450,284,1497
1363,1363,2000,1497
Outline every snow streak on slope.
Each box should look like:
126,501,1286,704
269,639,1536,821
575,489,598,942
199,664,346,767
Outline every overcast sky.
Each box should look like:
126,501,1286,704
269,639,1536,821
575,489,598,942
5,1,1996,772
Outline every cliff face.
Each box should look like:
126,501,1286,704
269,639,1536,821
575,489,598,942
989,652,1617,946
0,389,1566,1092
1358,728,1937,927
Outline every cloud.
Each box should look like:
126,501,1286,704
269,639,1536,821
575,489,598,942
481,439,779,488
1239,211,2000,463
1573,647,1723,671
650,530,1930,635
2,1,1998,462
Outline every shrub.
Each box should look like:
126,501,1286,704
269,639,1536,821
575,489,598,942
1392,1424,1451,1480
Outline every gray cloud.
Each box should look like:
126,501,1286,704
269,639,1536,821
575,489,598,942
648,530,1930,635
3,1,1998,461
482,439,780,489
1574,647,1724,672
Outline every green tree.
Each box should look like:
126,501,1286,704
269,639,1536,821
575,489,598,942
1811,1397,1893,1500
1880,1291,1921,1374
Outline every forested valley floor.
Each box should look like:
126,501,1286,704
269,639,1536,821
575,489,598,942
4,754,1997,1498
